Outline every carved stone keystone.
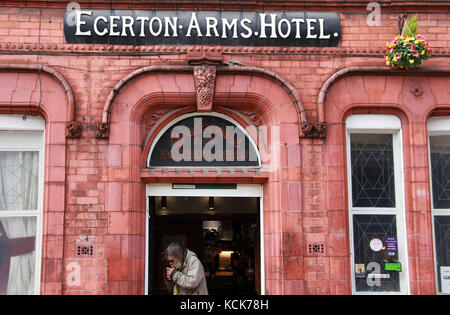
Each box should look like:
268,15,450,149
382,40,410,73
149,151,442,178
193,66,216,112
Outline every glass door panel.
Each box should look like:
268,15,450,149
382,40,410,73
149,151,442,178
353,214,401,292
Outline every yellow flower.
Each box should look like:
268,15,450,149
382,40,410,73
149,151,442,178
414,40,419,44
393,56,397,62
385,56,389,60
409,59,414,64
386,61,390,66
421,50,425,55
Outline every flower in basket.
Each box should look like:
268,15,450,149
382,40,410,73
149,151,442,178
385,15,432,69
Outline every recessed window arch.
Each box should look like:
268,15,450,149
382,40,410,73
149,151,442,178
346,114,409,295
147,112,261,168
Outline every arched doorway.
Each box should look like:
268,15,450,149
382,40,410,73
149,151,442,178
102,63,305,295
145,112,264,295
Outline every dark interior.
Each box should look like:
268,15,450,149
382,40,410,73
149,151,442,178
148,196,260,295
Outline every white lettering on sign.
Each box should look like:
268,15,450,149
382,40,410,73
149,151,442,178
186,12,202,37
69,10,339,43
75,10,92,36
222,18,238,39
240,18,252,39
94,16,108,36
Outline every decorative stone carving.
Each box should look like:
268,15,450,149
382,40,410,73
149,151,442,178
187,49,223,66
411,85,424,97
95,122,110,139
240,110,262,128
193,66,216,112
301,122,327,138
66,120,82,138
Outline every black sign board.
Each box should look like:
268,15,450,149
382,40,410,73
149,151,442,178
64,10,341,47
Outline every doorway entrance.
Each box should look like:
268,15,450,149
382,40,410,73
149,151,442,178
145,183,264,295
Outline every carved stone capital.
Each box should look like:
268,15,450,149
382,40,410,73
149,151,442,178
95,122,110,139
66,120,82,138
193,66,216,112
300,122,327,138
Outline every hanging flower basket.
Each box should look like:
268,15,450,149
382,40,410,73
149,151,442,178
385,15,431,69
385,34,432,69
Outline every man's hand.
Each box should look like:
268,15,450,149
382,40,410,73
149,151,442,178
166,267,175,280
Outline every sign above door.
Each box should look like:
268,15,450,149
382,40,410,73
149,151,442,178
64,10,341,47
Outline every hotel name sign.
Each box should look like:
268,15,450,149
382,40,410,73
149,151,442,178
64,10,341,47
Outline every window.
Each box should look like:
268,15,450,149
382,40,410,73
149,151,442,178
428,117,450,294
346,114,409,294
148,113,260,168
0,115,44,295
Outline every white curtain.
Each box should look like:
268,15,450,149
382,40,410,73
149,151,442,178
1,217,36,295
0,151,39,295
0,151,39,211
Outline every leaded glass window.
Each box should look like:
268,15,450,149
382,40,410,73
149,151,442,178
430,135,450,209
350,134,395,208
347,115,407,295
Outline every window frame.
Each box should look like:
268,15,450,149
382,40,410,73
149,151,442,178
427,116,450,295
146,112,262,168
0,114,45,295
346,114,410,295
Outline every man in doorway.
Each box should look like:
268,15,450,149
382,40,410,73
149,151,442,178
164,243,208,295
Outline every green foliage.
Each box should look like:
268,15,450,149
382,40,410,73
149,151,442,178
403,15,418,37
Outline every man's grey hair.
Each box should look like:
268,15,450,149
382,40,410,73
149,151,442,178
163,243,184,262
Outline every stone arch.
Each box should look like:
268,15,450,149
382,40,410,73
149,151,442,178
99,65,311,137
320,67,450,295
318,66,450,124
0,64,77,295
0,64,78,134
103,65,306,294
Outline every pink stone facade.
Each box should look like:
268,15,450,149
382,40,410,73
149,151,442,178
0,1,449,295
